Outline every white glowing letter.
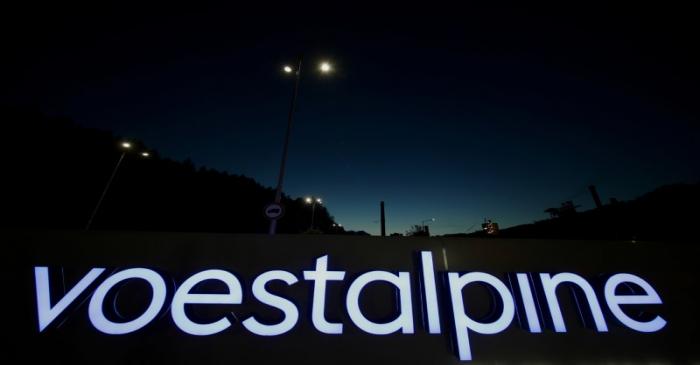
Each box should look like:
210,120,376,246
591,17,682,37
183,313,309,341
420,251,441,334
242,270,299,336
516,273,542,333
540,272,608,333
604,273,666,332
346,271,414,335
447,272,515,361
88,268,167,334
35,266,105,331
303,255,346,334
172,269,243,335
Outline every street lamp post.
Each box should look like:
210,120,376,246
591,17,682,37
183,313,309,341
268,56,333,235
421,218,436,235
306,196,322,230
85,141,149,230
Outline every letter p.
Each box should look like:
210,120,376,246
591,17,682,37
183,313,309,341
447,272,515,361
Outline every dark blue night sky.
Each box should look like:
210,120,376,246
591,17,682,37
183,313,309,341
5,4,698,234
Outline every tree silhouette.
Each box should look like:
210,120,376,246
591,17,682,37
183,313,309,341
0,107,339,234
406,224,429,237
545,207,560,218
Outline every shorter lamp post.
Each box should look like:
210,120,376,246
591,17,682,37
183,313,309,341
305,196,323,230
421,218,436,235
85,141,149,230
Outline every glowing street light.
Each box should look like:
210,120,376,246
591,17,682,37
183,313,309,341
320,61,332,73
121,142,132,149
330,222,343,233
305,196,323,230
141,152,150,157
268,56,336,235
422,218,436,225
421,218,436,236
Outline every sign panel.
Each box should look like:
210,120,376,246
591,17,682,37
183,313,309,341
3,231,698,364
263,203,284,220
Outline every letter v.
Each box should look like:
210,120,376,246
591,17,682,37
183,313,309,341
35,267,105,331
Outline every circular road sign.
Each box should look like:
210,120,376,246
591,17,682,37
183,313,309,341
264,203,285,220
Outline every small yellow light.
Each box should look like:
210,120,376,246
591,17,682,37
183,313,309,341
320,62,331,73
283,65,293,73
316,198,322,204
305,197,313,204
141,152,150,157
121,142,132,149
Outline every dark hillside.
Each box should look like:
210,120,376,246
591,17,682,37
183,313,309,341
464,183,699,242
0,107,337,233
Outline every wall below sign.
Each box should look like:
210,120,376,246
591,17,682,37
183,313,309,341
2,230,699,364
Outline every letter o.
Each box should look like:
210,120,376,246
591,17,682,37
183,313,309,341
88,268,167,334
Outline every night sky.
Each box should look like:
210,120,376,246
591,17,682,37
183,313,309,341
4,3,699,235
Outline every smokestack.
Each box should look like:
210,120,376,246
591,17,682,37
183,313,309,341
588,185,603,209
380,201,386,237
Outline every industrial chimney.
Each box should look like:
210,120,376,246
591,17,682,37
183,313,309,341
380,201,386,237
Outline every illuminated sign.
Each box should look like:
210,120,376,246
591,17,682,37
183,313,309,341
34,252,666,362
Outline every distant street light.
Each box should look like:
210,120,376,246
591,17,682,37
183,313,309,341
268,57,334,235
305,196,323,230
85,141,149,230
320,61,332,73
421,218,436,235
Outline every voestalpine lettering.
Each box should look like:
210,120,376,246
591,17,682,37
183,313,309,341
33,251,667,362
448,271,515,361
346,270,414,335
171,269,243,336
88,268,168,335
242,270,300,336
303,255,345,334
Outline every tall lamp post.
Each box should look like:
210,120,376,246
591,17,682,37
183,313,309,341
268,57,333,235
85,141,149,230
305,196,323,230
